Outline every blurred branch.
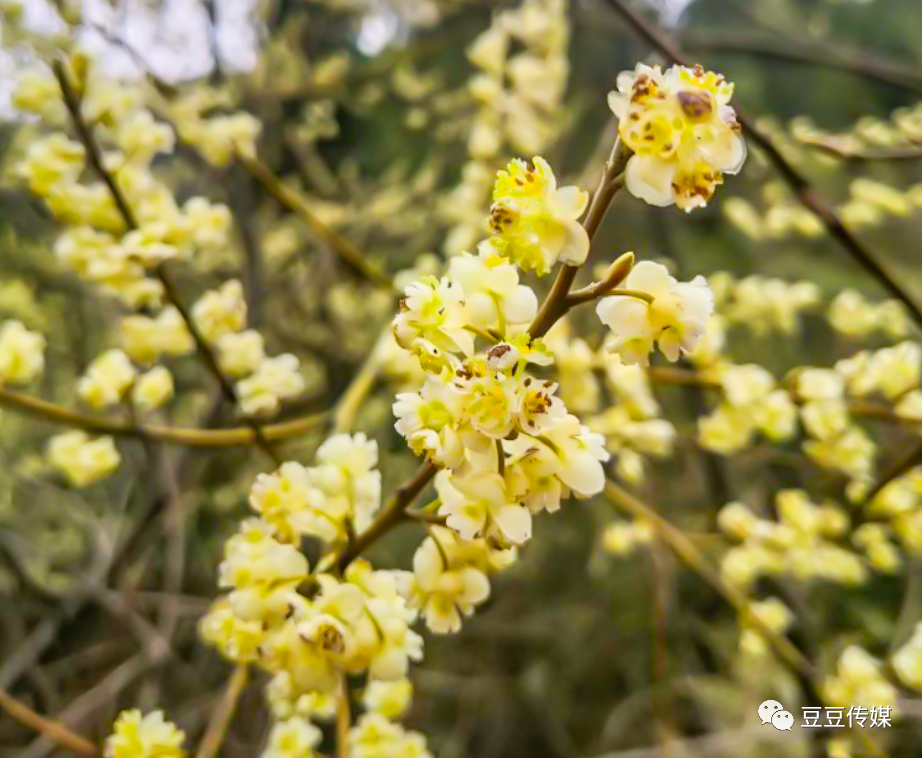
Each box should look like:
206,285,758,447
52,60,282,465
683,31,922,95
0,687,96,756
331,337,382,434
0,385,328,446
605,480,816,682
193,664,249,758
237,153,394,291
797,136,922,163
600,0,922,332
21,653,165,758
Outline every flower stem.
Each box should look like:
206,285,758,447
336,460,438,572
528,139,631,339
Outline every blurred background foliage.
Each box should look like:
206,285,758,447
2,0,922,757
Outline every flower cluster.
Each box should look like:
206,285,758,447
165,87,261,166
609,63,746,211
442,0,572,254
488,157,589,275
15,58,230,306
11,53,307,491
201,433,427,749
709,272,820,335
738,597,793,657
828,289,910,341
893,622,922,692
723,192,823,242
821,646,899,713
193,280,305,416
797,367,876,487
718,491,867,588
0,320,45,386
862,470,922,556
726,177,922,241
600,518,654,557
249,433,381,541
542,322,675,485
47,430,121,487
104,710,185,758
697,361,798,455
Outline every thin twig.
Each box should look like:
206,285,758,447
22,654,162,758
0,687,96,756
600,0,922,332
335,676,352,758
336,460,438,572
798,137,922,163
605,480,815,679
682,31,922,95
604,479,887,758
237,153,393,291
51,59,281,465
194,663,249,758
0,385,328,446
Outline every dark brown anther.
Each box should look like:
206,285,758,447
677,91,712,119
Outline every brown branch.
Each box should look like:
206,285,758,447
0,687,96,756
0,385,328,447
798,137,922,163
605,480,816,680
51,59,282,465
683,31,922,95
336,460,438,573
600,0,922,332
194,663,249,758
528,139,631,338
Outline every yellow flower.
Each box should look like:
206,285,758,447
132,366,174,412
105,710,185,758
0,320,45,385
489,156,589,275
47,431,120,487
609,63,746,211
77,349,137,409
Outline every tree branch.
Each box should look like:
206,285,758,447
52,59,282,465
0,687,96,756
0,385,328,447
683,31,922,95
237,153,394,292
528,139,631,339
194,663,249,758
